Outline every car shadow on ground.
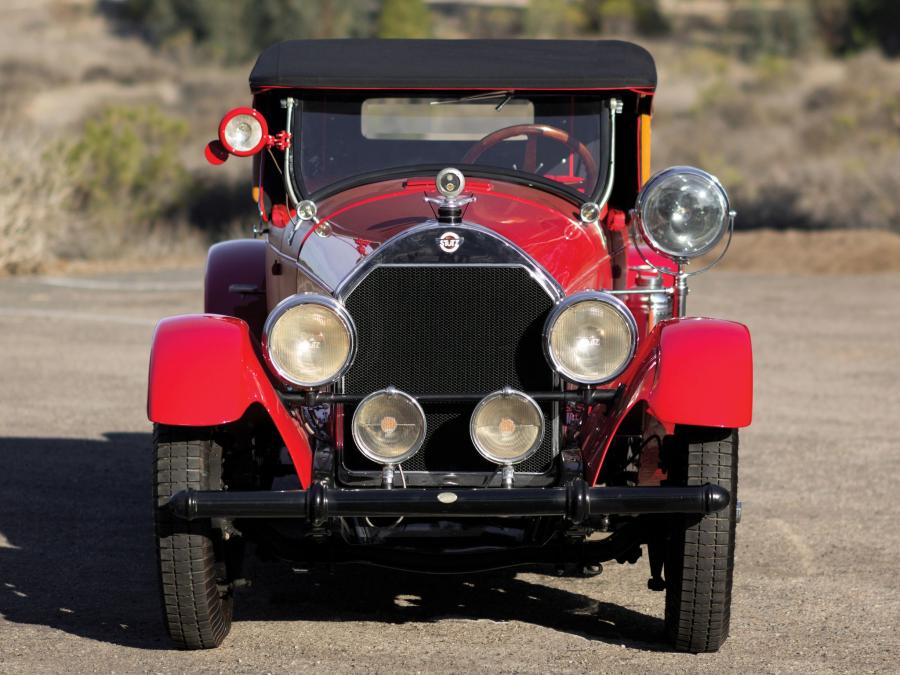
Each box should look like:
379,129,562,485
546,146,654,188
0,433,665,652
240,562,667,650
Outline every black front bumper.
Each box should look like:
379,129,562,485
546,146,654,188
167,480,729,525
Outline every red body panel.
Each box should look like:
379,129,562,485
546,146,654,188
582,317,752,484
651,318,753,427
147,315,313,487
301,178,613,293
204,239,268,336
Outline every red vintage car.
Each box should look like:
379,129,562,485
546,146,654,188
149,39,751,652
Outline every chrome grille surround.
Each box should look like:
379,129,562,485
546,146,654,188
335,222,563,479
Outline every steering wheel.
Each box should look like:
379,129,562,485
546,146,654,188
462,124,598,188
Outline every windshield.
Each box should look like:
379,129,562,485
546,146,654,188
295,92,608,197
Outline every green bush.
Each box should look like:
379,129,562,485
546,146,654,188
579,0,669,36
728,3,816,60
526,0,586,38
121,0,376,63
62,106,192,229
377,0,431,38
811,0,900,56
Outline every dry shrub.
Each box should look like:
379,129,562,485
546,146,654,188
0,116,71,274
59,105,193,257
0,103,214,275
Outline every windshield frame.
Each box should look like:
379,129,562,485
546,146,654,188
288,90,615,206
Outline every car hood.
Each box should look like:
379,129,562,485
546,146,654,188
295,177,613,295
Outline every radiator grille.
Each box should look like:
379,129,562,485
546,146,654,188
341,265,556,473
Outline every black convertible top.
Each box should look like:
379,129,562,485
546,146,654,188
250,39,656,92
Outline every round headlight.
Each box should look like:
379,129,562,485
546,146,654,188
544,292,637,385
470,389,544,465
263,296,355,388
352,388,426,465
636,166,730,259
218,107,268,156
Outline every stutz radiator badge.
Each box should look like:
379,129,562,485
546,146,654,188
437,231,462,253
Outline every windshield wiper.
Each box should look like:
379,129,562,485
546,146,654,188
430,90,515,111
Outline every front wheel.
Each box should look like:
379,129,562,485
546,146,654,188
664,426,738,653
154,424,234,649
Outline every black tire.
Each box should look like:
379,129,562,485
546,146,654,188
154,424,233,649
664,426,738,653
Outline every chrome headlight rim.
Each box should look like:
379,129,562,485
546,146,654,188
543,291,638,385
352,387,427,465
469,388,545,466
635,165,731,260
261,293,357,388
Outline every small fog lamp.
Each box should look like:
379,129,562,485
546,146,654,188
352,388,426,465
470,389,544,466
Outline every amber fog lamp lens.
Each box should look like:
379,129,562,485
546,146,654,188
546,294,637,385
638,167,730,259
265,298,354,387
219,108,267,156
470,390,543,465
352,389,426,464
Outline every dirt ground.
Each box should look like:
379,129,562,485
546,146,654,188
710,229,900,274
0,266,898,673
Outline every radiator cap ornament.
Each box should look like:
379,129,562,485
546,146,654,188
436,167,465,198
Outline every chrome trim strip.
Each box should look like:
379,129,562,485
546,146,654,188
338,467,555,484
604,288,675,295
261,293,357,389
542,291,638,385
334,221,564,302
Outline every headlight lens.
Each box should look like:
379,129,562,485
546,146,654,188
352,388,426,464
545,293,637,384
470,390,544,465
264,296,355,387
218,108,267,156
637,166,730,259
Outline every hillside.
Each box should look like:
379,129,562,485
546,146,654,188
1,0,898,275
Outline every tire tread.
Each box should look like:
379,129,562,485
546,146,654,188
154,425,232,649
665,427,738,653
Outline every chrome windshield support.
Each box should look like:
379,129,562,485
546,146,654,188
281,97,301,208
592,97,622,211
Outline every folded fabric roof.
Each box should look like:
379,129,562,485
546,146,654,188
250,39,656,91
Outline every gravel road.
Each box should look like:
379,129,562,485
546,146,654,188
0,267,898,673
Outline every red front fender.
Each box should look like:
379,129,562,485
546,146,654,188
147,314,312,487
583,317,752,484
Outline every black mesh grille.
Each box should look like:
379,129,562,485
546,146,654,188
342,265,556,473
